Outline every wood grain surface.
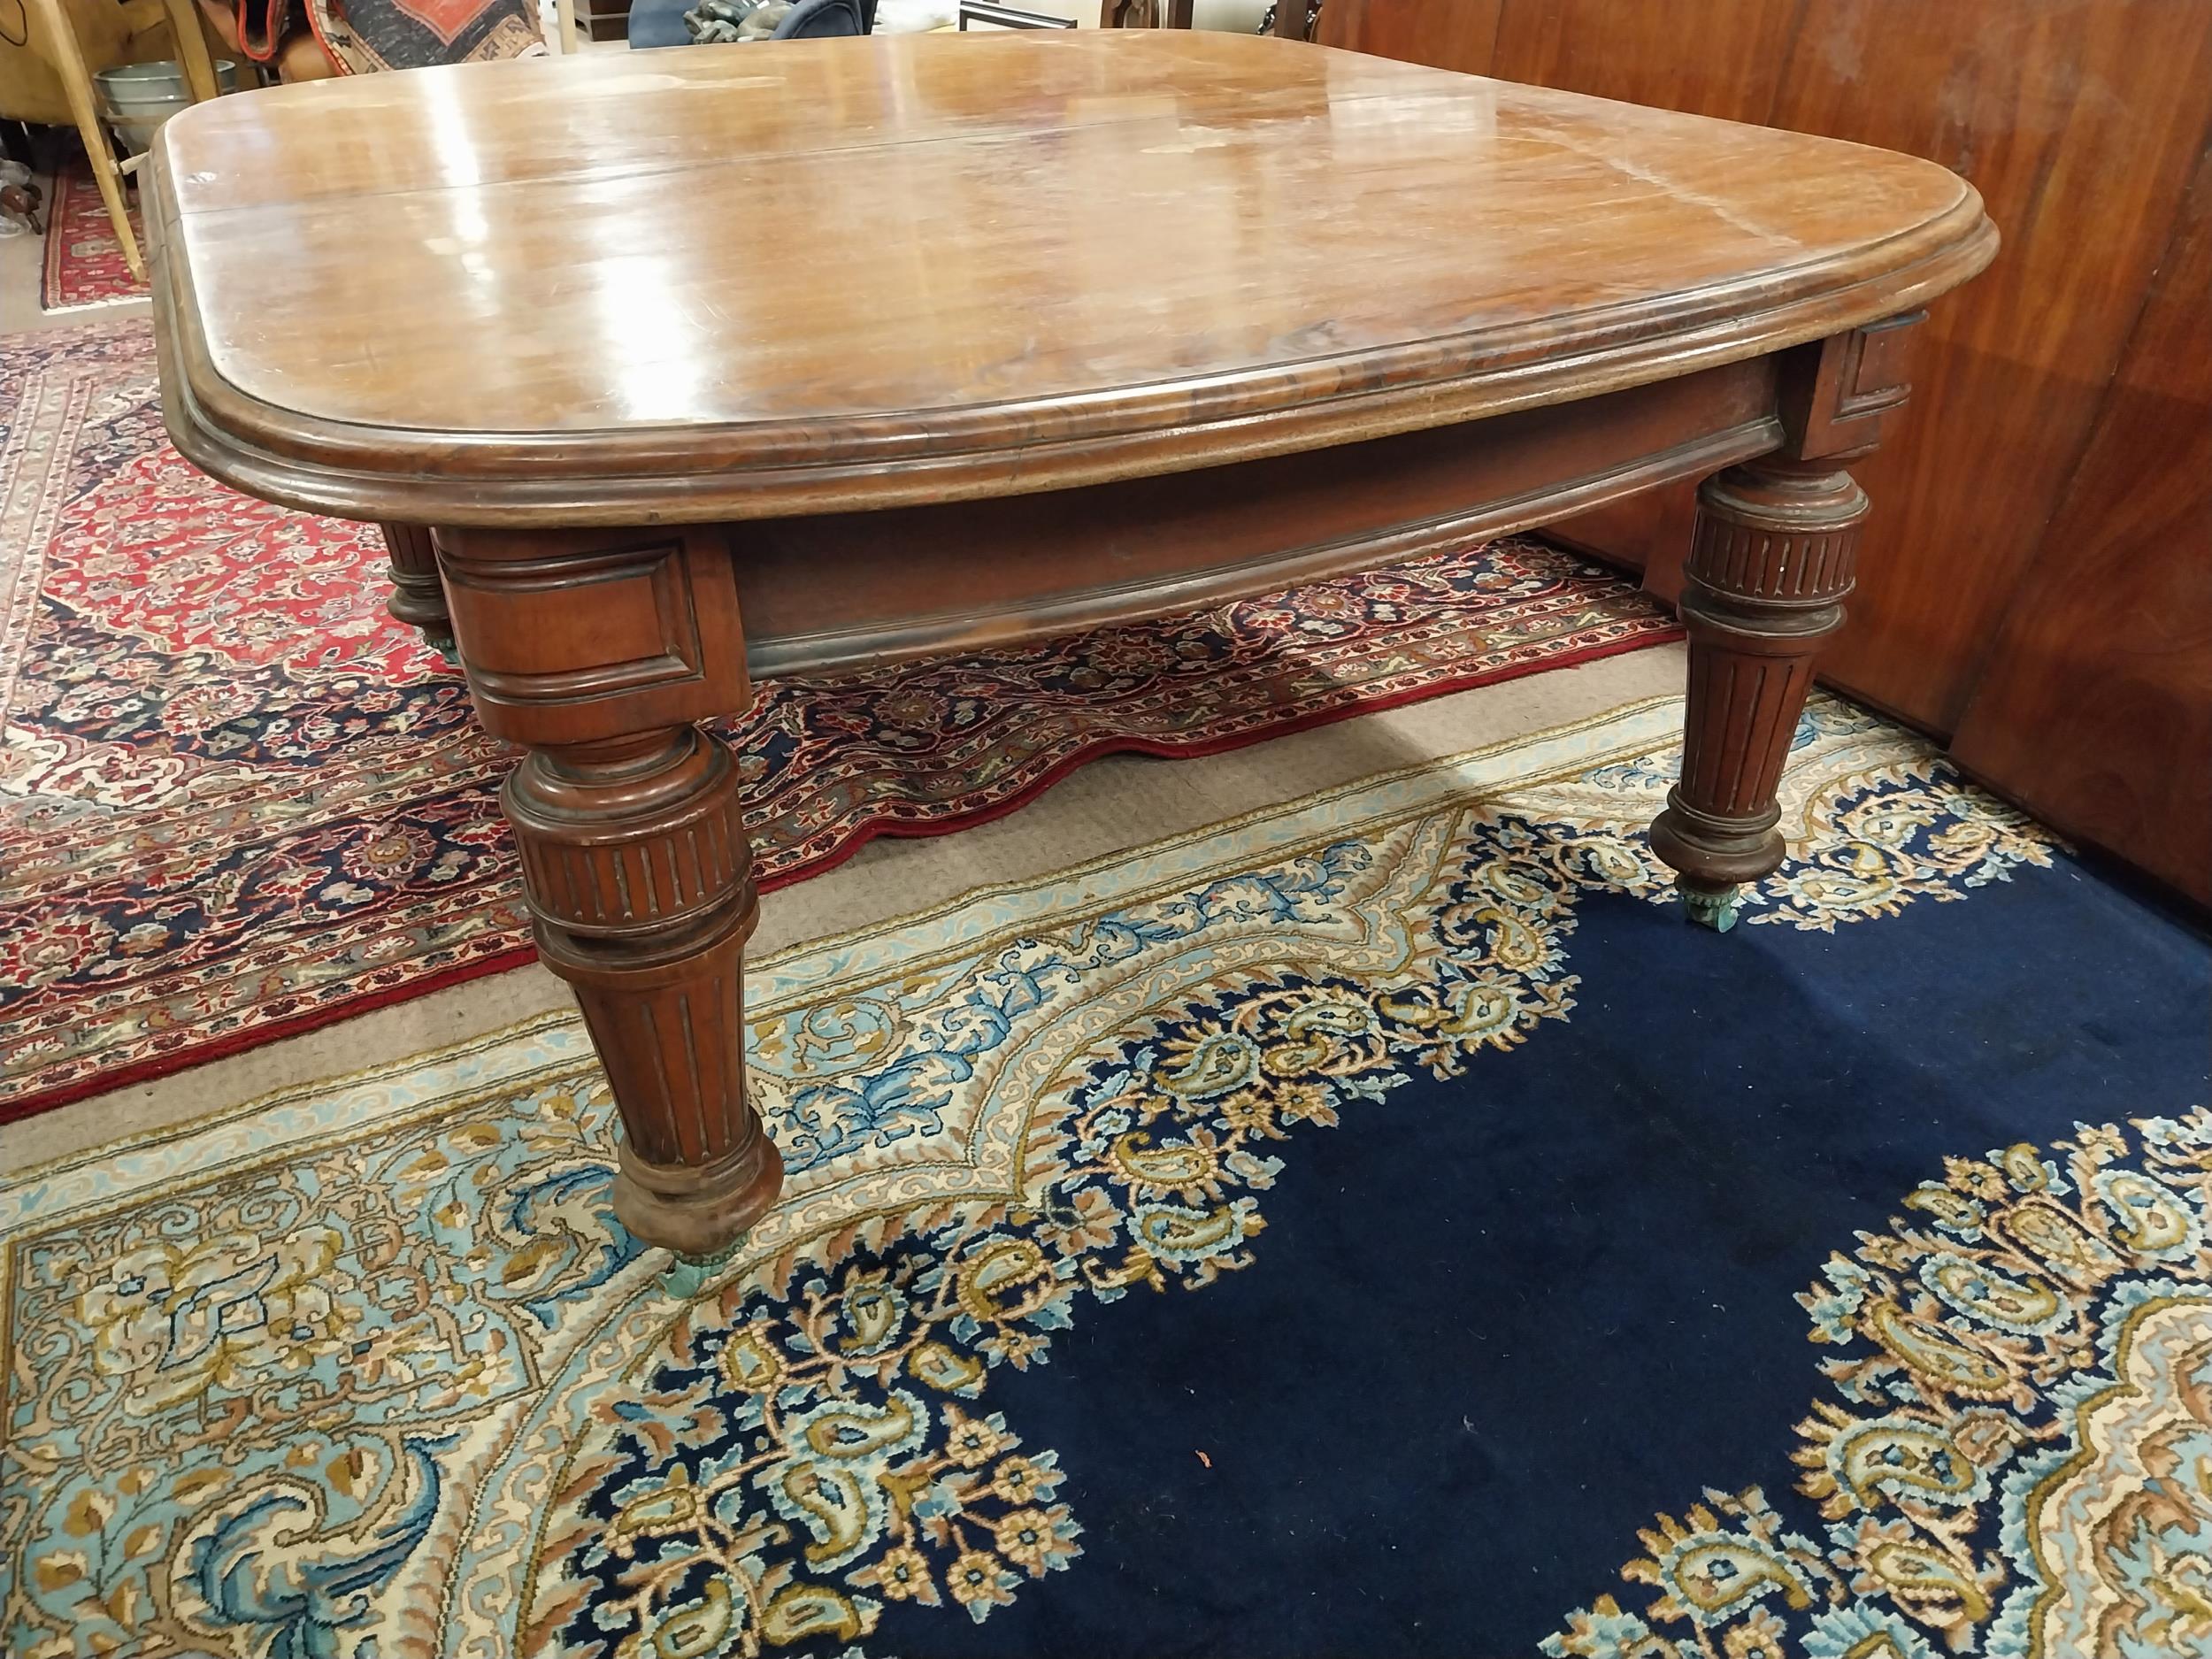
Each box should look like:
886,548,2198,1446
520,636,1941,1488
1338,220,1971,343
1951,142,2212,907
147,29,1989,524
1320,0,2212,741
1769,1,2212,733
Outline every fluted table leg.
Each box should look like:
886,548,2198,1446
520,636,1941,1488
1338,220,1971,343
432,524,780,1262
506,726,782,1256
1649,456,1865,930
1649,314,1925,929
380,524,453,651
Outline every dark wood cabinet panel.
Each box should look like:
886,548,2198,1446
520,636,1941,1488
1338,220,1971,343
1950,143,2212,907
1317,0,2212,729
1488,0,1800,123
1317,0,2212,901
1315,0,1501,68
1769,1,2212,731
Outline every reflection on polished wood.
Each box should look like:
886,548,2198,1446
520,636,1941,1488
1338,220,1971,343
147,32,1993,1257
149,32,1986,524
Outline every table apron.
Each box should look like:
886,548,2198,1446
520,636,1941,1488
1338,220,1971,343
727,357,1780,681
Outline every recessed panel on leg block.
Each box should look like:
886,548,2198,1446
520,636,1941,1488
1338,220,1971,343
1778,311,1924,461
434,527,746,748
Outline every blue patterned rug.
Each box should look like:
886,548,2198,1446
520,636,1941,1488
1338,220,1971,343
2,692,2205,1658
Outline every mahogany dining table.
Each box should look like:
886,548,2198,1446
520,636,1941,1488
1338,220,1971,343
146,31,1995,1262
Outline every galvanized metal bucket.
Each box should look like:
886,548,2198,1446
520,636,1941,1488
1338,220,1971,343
94,60,243,157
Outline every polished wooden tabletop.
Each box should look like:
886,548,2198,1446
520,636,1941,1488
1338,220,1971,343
147,31,1993,524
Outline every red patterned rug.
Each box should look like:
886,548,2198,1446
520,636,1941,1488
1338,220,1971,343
0,320,1678,1121
37,161,145,313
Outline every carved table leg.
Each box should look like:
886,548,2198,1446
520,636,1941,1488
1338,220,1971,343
434,525,780,1262
506,726,782,1258
1649,314,1921,930
380,524,453,650
1648,455,1864,929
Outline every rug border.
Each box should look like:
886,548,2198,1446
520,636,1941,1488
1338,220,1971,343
0,691,1690,1191
35,160,148,316
0,629,1679,1125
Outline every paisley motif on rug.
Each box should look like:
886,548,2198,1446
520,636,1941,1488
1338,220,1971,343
1543,1108,2212,1659
0,691,2086,1658
0,321,1675,1120
1548,1110,2212,1659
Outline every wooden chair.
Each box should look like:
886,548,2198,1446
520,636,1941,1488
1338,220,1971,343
8,0,227,279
